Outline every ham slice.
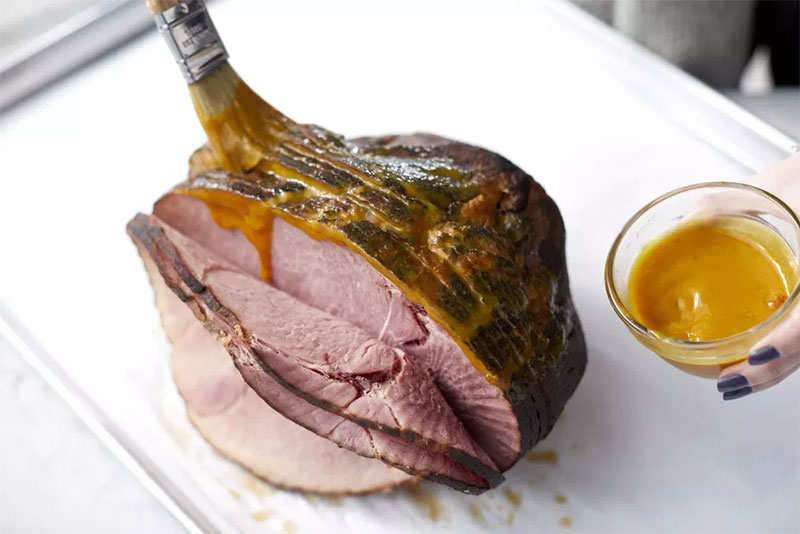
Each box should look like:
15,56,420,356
146,253,412,493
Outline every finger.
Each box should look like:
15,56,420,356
749,302,800,366
749,360,800,393
717,313,800,400
718,350,799,391
746,152,800,201
720,359,800,401
690,188,782,221
688,152,800,220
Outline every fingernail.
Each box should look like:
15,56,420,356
748,346,780,366
717,373,749,392
723,387,753,401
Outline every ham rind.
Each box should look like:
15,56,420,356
144,252,413,493
128,214,502,492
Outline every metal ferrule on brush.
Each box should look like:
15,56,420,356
154,0,228,83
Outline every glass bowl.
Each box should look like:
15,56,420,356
605,182,800,378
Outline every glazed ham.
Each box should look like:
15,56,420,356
129,133,586,494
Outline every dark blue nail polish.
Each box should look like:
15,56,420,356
723,387,753,401
749,346,780,366
717,373,749,392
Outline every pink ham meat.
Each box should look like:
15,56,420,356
129,213,504,492
144,252,412,493
155,193,523,470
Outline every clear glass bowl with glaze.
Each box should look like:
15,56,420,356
605,182,800,378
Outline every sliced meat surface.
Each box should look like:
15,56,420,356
271,217,522,469
156,193,522,469
145,253,413,493
208,267,498,474
129,213,502,492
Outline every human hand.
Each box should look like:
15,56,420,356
717,153,800,400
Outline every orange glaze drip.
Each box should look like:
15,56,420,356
183,189,275,281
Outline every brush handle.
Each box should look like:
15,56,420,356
150,0,228,83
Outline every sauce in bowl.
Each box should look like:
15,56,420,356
628,217,794,342
605,182,800,378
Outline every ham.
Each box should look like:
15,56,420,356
129,132,586,494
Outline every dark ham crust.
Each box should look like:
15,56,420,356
349,134,586,453
181,132,587,460
128,213,503,492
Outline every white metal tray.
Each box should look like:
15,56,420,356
0,1,797,532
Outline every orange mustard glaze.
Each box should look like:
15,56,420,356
184,189,275,281
628,217,793,341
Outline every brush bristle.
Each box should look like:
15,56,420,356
146,0,179,15
188,62,240,117
187,62,289,172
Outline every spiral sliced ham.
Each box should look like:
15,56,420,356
129,132,586,494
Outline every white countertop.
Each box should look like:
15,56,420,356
0,338,182,533
0,0,798,532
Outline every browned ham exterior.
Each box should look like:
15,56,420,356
129,132,586,494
